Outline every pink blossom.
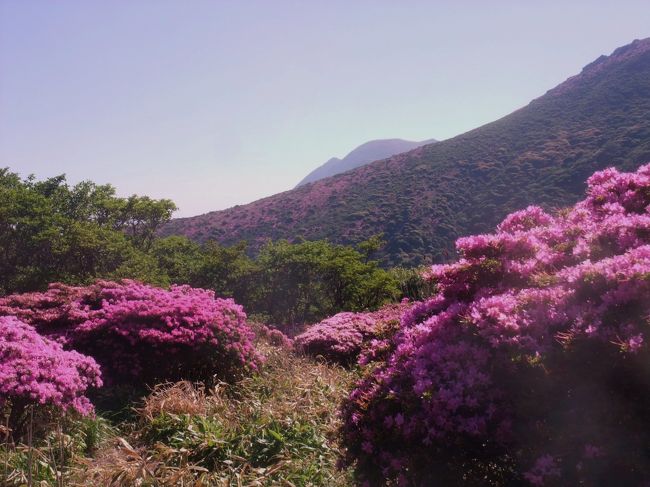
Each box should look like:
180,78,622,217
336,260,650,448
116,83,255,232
340,163,650,485
294,301,412,364
0,316,101,418
0,280,262,386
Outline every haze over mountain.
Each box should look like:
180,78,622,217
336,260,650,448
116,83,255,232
162,38,650,267
296,138,437,187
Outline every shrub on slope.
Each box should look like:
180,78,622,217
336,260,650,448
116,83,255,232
294,301,411,365
0,280,261,388
340,163,650,485
0,316,101,439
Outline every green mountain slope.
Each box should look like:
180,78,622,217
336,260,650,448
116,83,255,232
162,38,650,267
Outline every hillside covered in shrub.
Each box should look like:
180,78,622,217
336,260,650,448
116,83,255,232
5,5,650,484
162,38,650,267
340,163,650,485
3,163,650,486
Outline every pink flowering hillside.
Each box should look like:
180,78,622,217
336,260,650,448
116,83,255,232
0,280,262,387
0,316,102,438
340,164,650,486
294,301,411,364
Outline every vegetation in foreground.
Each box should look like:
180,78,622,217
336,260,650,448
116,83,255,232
340,163,650,485
1,338,354,486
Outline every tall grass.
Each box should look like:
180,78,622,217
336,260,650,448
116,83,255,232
0,339,354,486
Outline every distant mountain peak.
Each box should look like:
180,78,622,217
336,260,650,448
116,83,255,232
295,138,437,187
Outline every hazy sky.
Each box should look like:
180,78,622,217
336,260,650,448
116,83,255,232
1,1,649,217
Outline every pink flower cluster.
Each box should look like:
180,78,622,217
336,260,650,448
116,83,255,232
0,316,101,419
294,301,411,364
341,164,650,485
0,280,262,386
250,322,294,348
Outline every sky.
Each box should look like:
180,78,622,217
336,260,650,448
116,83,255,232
1,1,650,217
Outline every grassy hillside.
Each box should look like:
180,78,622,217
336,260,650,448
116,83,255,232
162,38,650,266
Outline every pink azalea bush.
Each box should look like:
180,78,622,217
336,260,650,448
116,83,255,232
0,280,262,387
0,316,101,437
294,312,376,364
294,301,411,364
340,164,650,485
250,321,294,348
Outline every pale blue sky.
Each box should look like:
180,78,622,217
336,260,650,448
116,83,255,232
1,1,649,216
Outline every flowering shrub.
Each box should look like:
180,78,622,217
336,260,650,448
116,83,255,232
250,322,294,348
295,312,376,364
294,301,411,364
0,280,262,387
340,164,650,485
0,316,101,437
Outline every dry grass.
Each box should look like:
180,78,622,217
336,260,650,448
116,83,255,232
1,338,355,486
138,381,209,420
70,340,355,486
75,436,218,486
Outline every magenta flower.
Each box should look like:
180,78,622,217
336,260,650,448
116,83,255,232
0,316,102,427
340,163,650,485
0,280,262,386
294,301,412,364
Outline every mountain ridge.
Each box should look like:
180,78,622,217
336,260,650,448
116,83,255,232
162,37,650,267
295,138,437,187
